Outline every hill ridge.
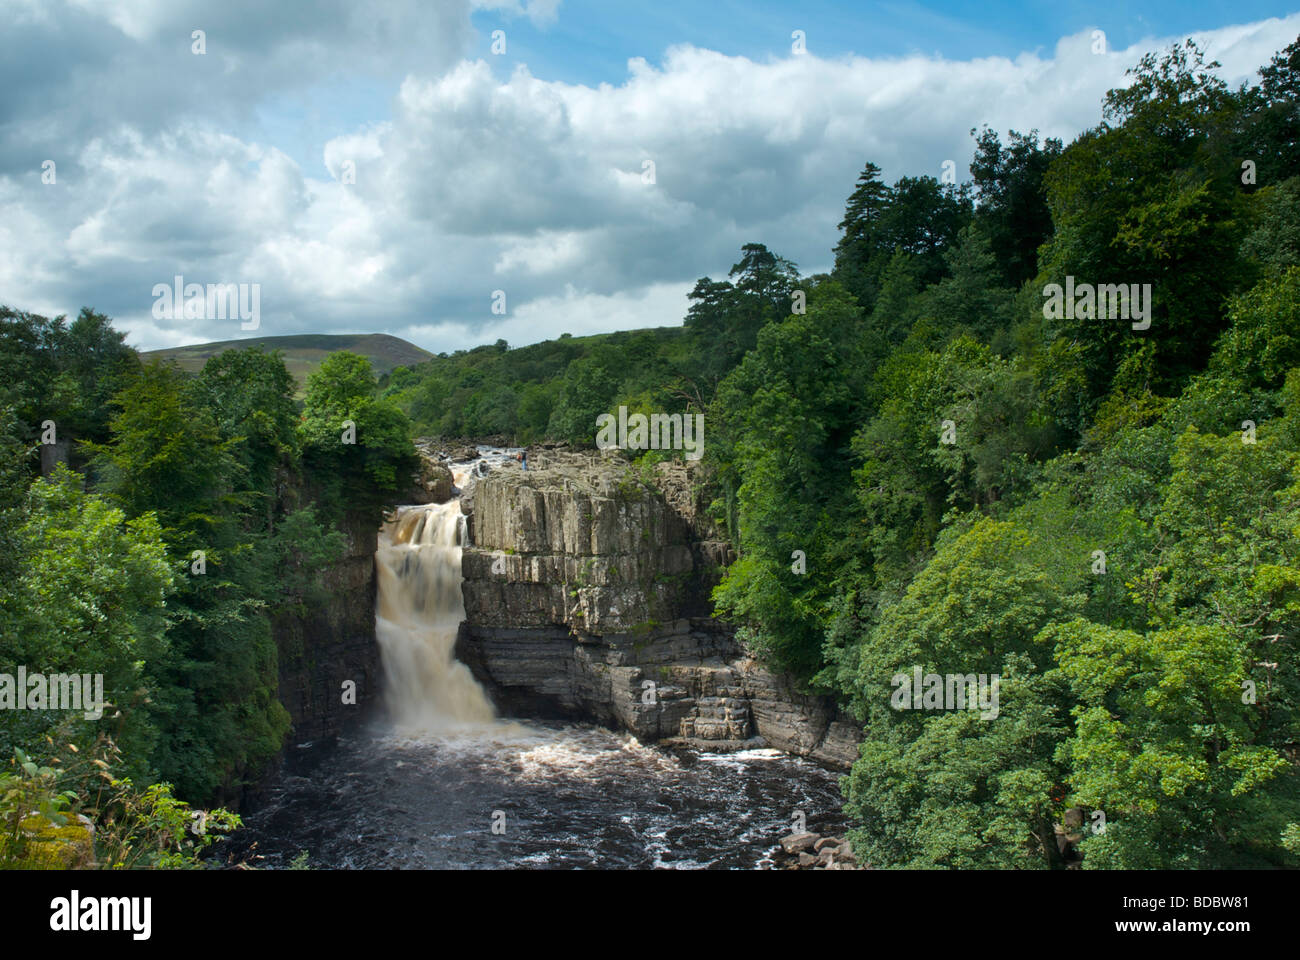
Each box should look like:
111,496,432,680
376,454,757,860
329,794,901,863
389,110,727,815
144,332,436,386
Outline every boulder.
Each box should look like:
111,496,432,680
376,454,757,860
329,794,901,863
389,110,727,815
408,458,455,504
779,832,820,855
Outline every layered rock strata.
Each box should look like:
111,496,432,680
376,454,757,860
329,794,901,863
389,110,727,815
454,449,861,768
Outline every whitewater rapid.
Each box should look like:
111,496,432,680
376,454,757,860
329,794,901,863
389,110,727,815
230,448,849,869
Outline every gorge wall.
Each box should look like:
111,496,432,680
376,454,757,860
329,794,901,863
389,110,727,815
273,508,381,745
454,448,861,768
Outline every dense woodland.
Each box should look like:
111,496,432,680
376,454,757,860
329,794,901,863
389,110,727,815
0,317,418,864
2,37,1299,868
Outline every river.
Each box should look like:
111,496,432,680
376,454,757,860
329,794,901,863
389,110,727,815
230,450,849,869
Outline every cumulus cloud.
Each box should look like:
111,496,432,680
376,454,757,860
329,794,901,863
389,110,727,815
471,0,562,29
393,280,693,353
0,0,475,176
1,6,1297,354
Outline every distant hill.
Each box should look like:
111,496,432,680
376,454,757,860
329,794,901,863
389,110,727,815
144,333,435,390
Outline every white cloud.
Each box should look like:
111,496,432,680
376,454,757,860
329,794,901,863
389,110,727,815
494,230,587,275
1,11,1297,354
511,280,695,339
391,280,693,355
471,0,562,28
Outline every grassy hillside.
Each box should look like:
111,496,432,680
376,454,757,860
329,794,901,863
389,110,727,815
380,327,698,442
145,333,434,390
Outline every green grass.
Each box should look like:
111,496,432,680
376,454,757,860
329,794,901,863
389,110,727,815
144,333,434,395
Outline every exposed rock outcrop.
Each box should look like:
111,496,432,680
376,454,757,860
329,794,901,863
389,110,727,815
407,440,456,504
773,832,863,870
456,449,861,768
274,508,380,744
461,453,704,634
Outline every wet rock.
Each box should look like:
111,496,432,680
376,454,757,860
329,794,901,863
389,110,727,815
272,508,379,768
780,832,820,855
455,454,863,767
733,659,862,767
408,458,454,505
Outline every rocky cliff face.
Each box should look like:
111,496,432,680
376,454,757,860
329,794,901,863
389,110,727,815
456,449,861,768
274,508,380,744
272,440,460,742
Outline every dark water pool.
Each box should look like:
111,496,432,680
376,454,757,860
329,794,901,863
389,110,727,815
228,720,849,870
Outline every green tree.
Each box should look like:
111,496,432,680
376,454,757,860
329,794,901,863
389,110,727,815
1035,41,1252,397
190,347,300,497
915,223,1014,344
301,352,418,510
969,128,1063,287
547,351,621,447
844,518,1071,868
711,282,863,679
85,362,289,801
834,161,891,308
0,467,173,781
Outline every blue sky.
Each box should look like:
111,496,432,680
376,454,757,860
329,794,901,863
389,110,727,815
470,1,1299,84
2,0,1298,353
260,1,1300,183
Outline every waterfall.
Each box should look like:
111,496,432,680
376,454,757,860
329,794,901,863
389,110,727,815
375,492,497,732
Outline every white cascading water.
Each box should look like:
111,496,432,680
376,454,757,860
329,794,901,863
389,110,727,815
242,450,852,868
375,472,498,732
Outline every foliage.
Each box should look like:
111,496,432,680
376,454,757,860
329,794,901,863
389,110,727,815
301,351,419,512
0,740,241,870
3,32,1300,872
